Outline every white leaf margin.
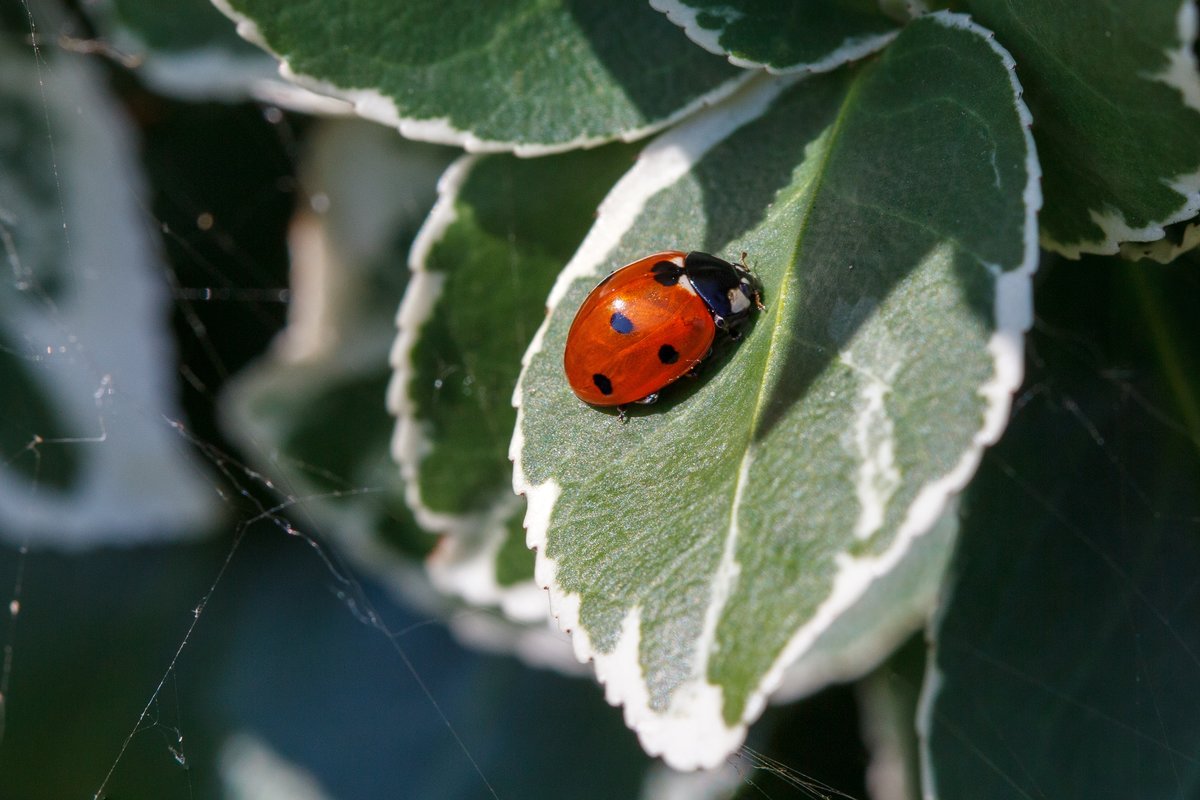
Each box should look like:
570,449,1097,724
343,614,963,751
211,0,760,157
510,12,1042,770
773,503,958,703
77,0,348,111
650,0,900,75
0,36,219,547
386,154,548,623
219,119,576,671
1118,219,1200,263
1042,0,1200,259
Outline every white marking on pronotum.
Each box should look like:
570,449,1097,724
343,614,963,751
1044,0,1200,258
718,8,1043,771
511,73,795,771
212,0,759,157
651,0,899,75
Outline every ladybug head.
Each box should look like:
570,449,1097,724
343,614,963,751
683,251,763,331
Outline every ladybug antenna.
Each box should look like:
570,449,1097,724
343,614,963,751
734,251,759,280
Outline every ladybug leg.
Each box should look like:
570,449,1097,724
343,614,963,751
617,406,628,424
728,327,744,342
635,393,659,405
735,251,766,311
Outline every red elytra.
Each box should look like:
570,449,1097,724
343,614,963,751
563,251,760,408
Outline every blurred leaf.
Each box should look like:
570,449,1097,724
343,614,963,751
856,635,926,800
82,0,283,101
390,145,636,620
962,0,1200,257
0,27,218,546
651,0,900,72
921,254,1200,798
513,13,1039,768
107,0,255,52
220,120,454,567
0,529,649,800
213,0,753,153
218,120,581,672
208,537,655,800
0,540,233,799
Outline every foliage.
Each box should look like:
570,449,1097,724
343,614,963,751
1,0,1198,797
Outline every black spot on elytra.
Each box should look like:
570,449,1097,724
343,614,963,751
651,260,683,286
609,311,634,334
658,344,679,364
592,373,613,395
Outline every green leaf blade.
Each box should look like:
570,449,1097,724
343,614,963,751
221,121,453,568
920,255,1200,798
651,0,902,73
962,0,1200,256
513,12,1039,768
214,0,753,153
391,145,637,620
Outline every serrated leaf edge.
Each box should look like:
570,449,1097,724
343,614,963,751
424,495,550,623
1040,0,1200,259
651,0,899,75
211,0,761,156
388,155,473,534
1119,220,1200,263
510,73,794,769
735,8,1043,756
513,10,1041,771
222,303,574,673
386,154,548,622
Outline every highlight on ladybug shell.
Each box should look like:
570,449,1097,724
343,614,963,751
563,251,761,409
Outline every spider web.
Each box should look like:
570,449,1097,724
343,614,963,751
0,4,879,799
2,2,1199,800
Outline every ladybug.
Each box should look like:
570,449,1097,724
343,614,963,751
563,250,762,411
